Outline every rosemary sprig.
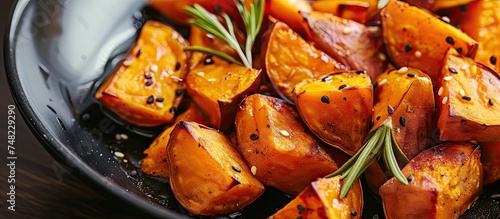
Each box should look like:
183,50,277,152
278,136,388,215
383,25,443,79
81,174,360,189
183,0,264,68
326,118,410,198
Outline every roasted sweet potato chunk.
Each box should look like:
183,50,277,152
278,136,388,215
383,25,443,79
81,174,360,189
446,0,500,73
381,0,478,84
96,21,189,126
373,67,435,159
150,0,242,25
311,0,379,24
480,142,500,184
437,49,500,142
142,104,208,178
269,176,363,219
188,26,239,70
264,0,312,36
304,11,385,79
293,71,373,155
186,57,262,132
167,121,264,215
380,142,482,219
235,94,338,195
261,22,347,102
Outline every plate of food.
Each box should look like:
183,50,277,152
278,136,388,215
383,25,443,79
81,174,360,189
5,0,500,218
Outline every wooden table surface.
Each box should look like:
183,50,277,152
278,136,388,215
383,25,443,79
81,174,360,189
0,1,150,218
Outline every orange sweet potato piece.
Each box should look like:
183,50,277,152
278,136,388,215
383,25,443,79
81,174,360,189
188,26,240,70
235,94,338,195
380,142,482,219
311,0,379,24
261,22,348,102
372,68,435,159
437,49,500,142
96,21,189,126
303,11,385,80
141,104,208,178
264,0,312,36
269,176,363,219
167,121,264,215
446,0,500,73
480,142,500,184
381,0,478,85
186,57,262,132
293,71,373,155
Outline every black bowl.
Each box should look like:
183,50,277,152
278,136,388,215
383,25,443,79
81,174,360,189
4,1,500,218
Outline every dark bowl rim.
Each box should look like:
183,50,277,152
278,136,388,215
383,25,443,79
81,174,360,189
3,1,186,218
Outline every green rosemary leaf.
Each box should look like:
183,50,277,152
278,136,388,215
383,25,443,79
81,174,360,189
384,129,409,185
184,46,243,66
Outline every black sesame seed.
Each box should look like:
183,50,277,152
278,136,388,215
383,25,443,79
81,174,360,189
388,105,395,115
169,107,176,114
490,55,497,65
407,175,414,182
489,98,494,106
175,89,183,96
405,44,413,52
146,95,155,104
356,70,366,74
156,97,164,102
462,96,472,101
399,116,406,127
459,5,467,12
145,73,152,79
145,81,153,86
445,36,455,45
136,49,142,57
321,96,330,104
448,67,458,74
372,82,378,89
376,116,381,121
250,134,259,140
175,62,181,70
455,47,463,54
350,211,357,216
232,166,241,173
407,73,415,77
204,57,214,65
297,205,306,214
339,84,349,90
322,77,332,82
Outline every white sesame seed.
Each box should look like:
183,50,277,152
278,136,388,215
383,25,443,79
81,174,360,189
443,76,453,81
251,166,257,175
442,96,448,105
123,159,128,163
461,64,469,70
441,16,450,23
398,67,409,73
280,130,290,137
114,151,125,158
197,72,205,77
459,89,465,97
120,134,129,140
123,59,134,66
378,53,387,61
156,102,164,109
115,134,122,140
342,27,351,35
207,78,216,82
438,86,443,96
150,64,158,72
378,78,388,86
171,76,183,82
414,51,422,58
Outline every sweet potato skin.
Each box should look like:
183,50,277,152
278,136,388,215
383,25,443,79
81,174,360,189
186,57,262,132
261,22,347,102
269,176,363,219
96,21,189,126
480,142,500,184
381,0,478,85
379,142,482,219
304,11,385,79
293,72,373,155
141,104,208,178
235,94,338,195
167,121,264,215
437,49,500,142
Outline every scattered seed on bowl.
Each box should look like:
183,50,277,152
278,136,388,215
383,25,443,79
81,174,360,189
114,151,125,158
